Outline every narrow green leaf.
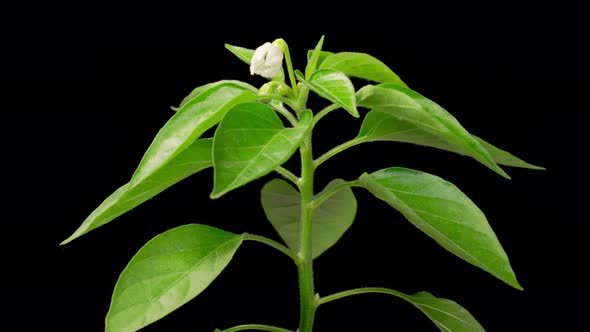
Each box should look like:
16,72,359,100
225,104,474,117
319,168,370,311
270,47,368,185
298,69,359,117
357,84,510,178
320,52,408,87
61,139,214,245
106,224,243,332
358,110,543,170
260,179,357,259
174,80,257,111
476,136,544,170
224,44,254,64
211,103,312,198
359,167,521,289
403,291,485,332
131,82,257,186
306,50,333,66
305,35,325,79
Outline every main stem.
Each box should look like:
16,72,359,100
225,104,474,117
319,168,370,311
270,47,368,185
297,132,316,332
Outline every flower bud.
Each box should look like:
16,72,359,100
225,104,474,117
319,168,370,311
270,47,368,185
250,42,284,78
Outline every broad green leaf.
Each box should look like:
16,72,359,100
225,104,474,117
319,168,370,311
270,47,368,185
211,103,312,198
131,82,257,186
106,224,243,332
320,52,408,87
173,80,257,111
298,69,359,117
260,179,357,259
224,43,254,64
305,35,325,79
358,110,543,170
61,139,213,245
357,84,510,178
359,167,521,289
399,291,485,332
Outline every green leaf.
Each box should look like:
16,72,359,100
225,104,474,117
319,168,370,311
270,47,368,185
306,50,333,66
260,179,357,259
476,136,544,170
358,110,543,170
357,84,510,178
131,82,257,187
211,103,312,198
106,224,243,332
297,69,359,118
320,52,408,87
61,139,213,245
402,291,485,332
358,167,521,289
305,35,325,79
173,80,257,111
224,43,254,64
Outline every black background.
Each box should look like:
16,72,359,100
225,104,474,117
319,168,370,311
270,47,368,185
3,3,588,331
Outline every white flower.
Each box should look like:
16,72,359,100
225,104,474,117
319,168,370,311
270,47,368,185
250,42,284,78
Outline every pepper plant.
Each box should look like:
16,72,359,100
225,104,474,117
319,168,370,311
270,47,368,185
62,37,543,332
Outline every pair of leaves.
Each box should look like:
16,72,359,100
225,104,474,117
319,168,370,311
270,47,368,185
105,223,484,332
62,81,257,244
261,179,357,259
298,46,409,119
356,84,543,176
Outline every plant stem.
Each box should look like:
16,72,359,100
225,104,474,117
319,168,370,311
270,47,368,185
221,323,293,332
313,137,367,168
273,38,299,98
243,234,300,263
311,180,360,209
274,166,300,187
317,287,407,306
297,132,317,332
311,104,340,128
257,94,304,114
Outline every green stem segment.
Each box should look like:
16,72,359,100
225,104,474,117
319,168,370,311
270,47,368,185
314,137,366,168
220,323,293,332
297,132,317,332
318,287,409,306
243,234,300,263
311,180,359,209
274,166,300,188
273,38,299,98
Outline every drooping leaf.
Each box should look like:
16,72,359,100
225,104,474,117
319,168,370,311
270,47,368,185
260,179,357,259
305,35,325,79
320,52,408,87
297,69,359,117
397,290,485,332
224,43,254,64
357,84,510,178
358,110,543,170
61,139,214,245
106,224,243,332
358,167,521,289
211,103,312,198
131,82,257,186
173,80,257,111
